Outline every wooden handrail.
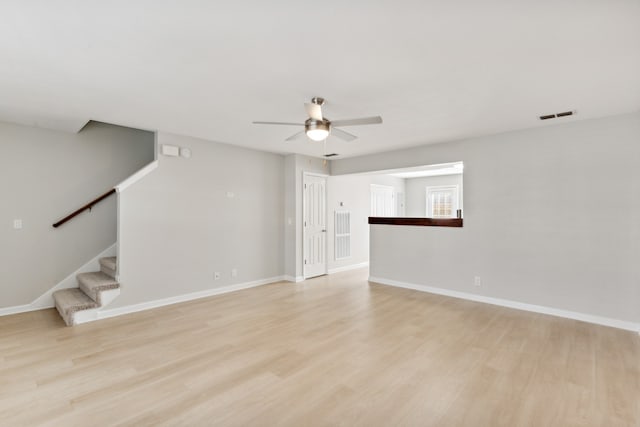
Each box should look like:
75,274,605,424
52,188,116,228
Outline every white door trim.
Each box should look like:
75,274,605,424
302,171,328,279
370,184,395,217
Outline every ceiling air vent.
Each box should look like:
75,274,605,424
324,153,339,158
539,110,576,121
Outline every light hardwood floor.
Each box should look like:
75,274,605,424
1,269,639,426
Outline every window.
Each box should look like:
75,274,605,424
426,185,459,218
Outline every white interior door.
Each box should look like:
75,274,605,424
370,184,395,217
303,173,327,278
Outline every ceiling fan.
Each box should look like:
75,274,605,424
252,97,383,142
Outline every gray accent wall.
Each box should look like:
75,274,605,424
0,121,154,307
115,132,285,307
333,112,640,324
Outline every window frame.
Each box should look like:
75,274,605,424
426,185,460,219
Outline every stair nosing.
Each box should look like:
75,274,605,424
53,288,99,316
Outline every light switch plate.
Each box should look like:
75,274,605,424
13,219,22,229
161,144,180,157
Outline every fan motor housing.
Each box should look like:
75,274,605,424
305,118,330,133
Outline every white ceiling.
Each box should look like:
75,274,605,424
1,1,639,158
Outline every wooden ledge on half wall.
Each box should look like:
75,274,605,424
368,217,463,227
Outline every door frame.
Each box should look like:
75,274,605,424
370,184,395,217
302,171,328,279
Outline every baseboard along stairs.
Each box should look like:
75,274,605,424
52,256,120,326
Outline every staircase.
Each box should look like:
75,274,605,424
53,257,120,326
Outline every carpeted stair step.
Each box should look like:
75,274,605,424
99,256,117,278
77,271,120,305
53,288,99,326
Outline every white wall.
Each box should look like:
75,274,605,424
115,132,285,307
326,175,371,272
0,121,154,307
326,174,404,272
405,174,463,217
333,112,640,325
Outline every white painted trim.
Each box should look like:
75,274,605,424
115,160,158,193
0,304,43,316
73,288,121,325
302,171,328,279
368,276,640,333
30,244,117,309
328,262,369,275
73,308,100,325
284,275,305,283
0,244,118,317
96,275,286,321
426,184,459,218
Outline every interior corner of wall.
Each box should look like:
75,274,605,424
153,131,159,160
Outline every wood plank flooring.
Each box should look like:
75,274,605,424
1,269,639,426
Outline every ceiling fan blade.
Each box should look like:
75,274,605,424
331,127,358,142
285,131,307,142
253,121,303,126
305,103,323,121
330,116,382,127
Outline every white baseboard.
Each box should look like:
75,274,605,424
328,261,369,275
284,275,305,283
96,275,286,321
30,244,117,309
0,244,117,317
368,276,640,333
0,304,44,316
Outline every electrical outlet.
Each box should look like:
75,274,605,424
13,219,22,229
474,276,482,287
214,272,221,280
231,268,238,278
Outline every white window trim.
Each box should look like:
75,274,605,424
426,185,460,218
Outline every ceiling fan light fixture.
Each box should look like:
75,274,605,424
252,97,383,143
305,120,330,141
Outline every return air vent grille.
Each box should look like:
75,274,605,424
539,110,575,120
335,210,351,260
